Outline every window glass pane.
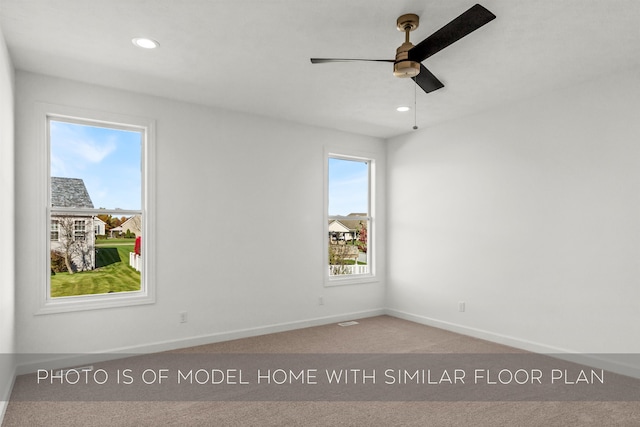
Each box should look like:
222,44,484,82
328,157,368,216
328,218,369,276
328,157,370,277
50,120,141,210
49,120,142,297
49,220,142,297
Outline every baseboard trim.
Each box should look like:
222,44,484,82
385,308,640,379
385,308,573,353
16,308,386,375
15,307,638,380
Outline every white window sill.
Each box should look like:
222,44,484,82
36,291,155,315
324,274,379,287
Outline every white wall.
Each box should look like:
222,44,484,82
387,67,640,360
15,71,386,355
0,23,16,418
13,44,638,383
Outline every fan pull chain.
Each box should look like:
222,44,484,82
412,80,418,130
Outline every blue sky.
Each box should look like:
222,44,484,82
328,157,369,216
50,120,142,210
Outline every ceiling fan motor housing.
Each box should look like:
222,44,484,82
393,13,421,78
394,42,420,78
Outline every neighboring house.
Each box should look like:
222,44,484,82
119,215,142,238
328,213,367,243
94,217,107,237
329,220,353,242
109,226,123,238
50,177,96,272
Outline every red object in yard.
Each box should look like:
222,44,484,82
134,236,141,256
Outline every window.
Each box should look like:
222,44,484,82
73,219,86,241
50,219,59,241
40,105,155,313
325,153,374,284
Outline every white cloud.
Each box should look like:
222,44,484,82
67,135,117,164
51,122,117,167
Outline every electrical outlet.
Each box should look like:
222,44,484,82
179,311,188,323
458,301,465,312
318,297,324,306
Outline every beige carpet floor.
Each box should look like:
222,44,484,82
4,315,640,426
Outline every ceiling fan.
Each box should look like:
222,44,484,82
310,4,496,94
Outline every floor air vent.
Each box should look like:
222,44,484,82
338,321,359,327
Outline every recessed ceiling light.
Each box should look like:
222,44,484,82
132,37,159,49
396,106,411,112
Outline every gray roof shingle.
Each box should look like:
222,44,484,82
51,177,94,208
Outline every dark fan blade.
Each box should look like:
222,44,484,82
408,4,496,62
310,58,394,64
412,64,444,94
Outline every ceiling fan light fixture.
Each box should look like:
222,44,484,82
393,60,420,78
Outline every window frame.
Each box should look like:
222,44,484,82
324,149,377,286
37,104,156,314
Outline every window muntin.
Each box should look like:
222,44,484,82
40,108,154,313
326,155,373,282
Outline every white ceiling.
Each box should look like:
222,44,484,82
2,0,640,139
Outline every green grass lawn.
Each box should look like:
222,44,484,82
341,259,367,265
50,240,141,297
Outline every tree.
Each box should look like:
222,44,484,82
357,222,368,253
328,234,360,275
53,217,80,274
